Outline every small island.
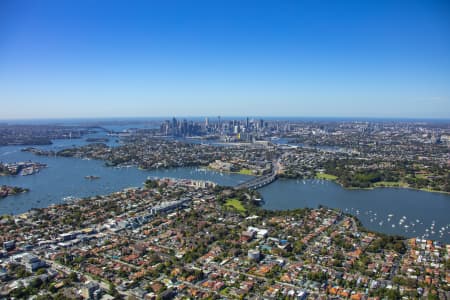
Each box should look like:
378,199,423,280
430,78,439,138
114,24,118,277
0,185,29,198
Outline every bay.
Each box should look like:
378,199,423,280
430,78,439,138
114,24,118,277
0,143,251,216
260,178,450,243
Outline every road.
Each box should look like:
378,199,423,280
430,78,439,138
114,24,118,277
41,257,131,298
235,159,281,190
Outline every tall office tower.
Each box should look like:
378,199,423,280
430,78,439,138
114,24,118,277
161,120,170,135
205,117,209,128
182,119,188,136
172,117,178,136
234,125,239,134
259,119,264,130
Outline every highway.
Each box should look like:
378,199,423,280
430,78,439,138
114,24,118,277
235,159,281,190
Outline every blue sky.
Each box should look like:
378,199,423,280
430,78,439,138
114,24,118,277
1,0,449,119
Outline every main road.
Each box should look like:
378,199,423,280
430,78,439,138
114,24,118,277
235,159,281,190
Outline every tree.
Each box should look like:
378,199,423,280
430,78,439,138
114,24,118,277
36,268,47,275
108,282,120,298
68,271,78,282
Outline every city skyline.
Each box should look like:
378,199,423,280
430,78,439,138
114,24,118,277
1,0,450,119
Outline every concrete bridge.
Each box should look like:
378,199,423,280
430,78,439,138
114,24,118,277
235,159,281,190
235,171,278,190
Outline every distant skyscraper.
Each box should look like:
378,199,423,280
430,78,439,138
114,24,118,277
172,117,178,136
205,117,209,128
234,125,239,134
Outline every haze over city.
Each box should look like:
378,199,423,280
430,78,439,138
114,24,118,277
1,0,450,119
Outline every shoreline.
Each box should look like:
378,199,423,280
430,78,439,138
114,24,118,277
0,187,30,199
0,180,448,244
0,182,439,246
307,175,450,196
278,174,450,195
342,184,450,195
337,180,450,195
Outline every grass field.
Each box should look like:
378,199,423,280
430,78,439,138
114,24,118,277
414,173,429,179
373,181,408,187
238,168,254,175
224,198,247,212
316,173,338,180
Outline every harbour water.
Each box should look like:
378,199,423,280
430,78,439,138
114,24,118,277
1,127,449,243
260,178,450,243
0,145,251,215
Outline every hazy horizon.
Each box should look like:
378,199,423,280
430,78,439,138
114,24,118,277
1,115,450,124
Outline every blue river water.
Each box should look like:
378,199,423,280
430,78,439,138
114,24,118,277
0,128,449,243
260,178,450,243
0,147,251,215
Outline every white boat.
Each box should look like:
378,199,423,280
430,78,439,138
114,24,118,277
62,196,77,202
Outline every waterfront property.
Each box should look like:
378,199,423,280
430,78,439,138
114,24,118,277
0,179,447,299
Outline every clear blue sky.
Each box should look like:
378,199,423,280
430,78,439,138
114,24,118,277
1,0,449,119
